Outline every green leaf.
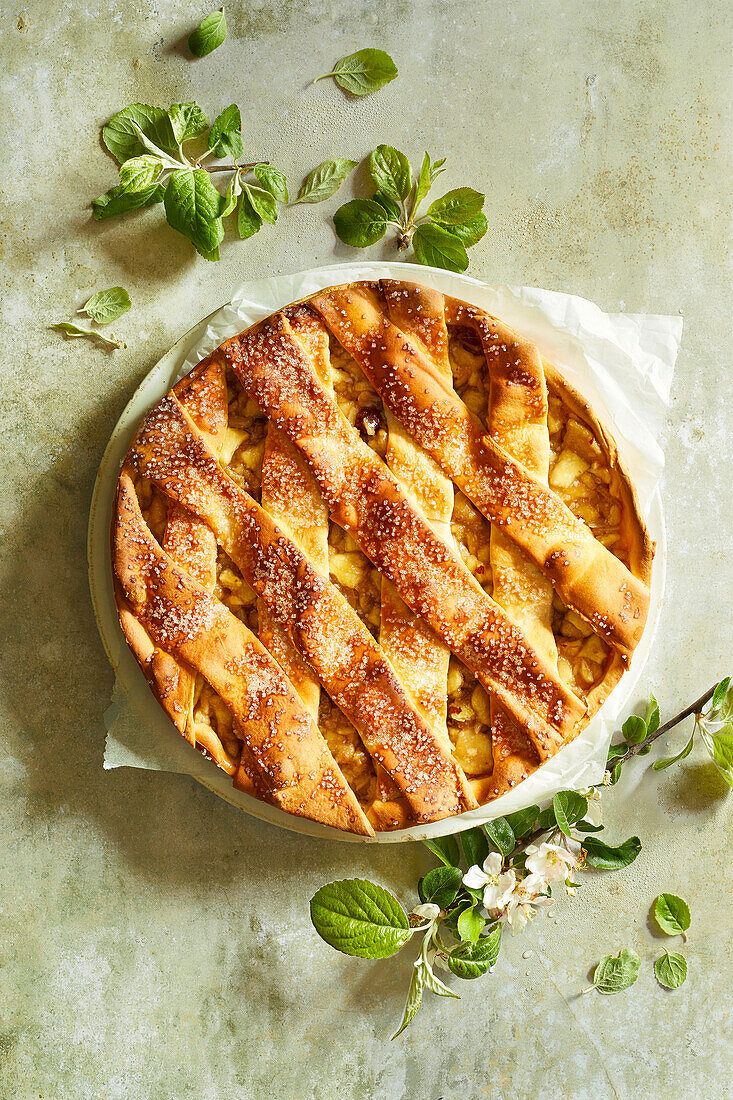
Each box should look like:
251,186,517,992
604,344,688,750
293,159,358,204
422,836,460,867
310,878,412,959
460,827,489,869
711,676,731,712
412,222,468,272
392,961,424,1038
237,188,262,239
655,951,687,989
653,893,691,936
536,805,557,829
457,905,484,945
622,714,648,745
316,48,398,97
592,948,640,994
372,190,401,221
244,182,278,224
552,790,588,836
118,155,164,190
699,721,733,789
413,152,434,215
576,820,605,833
652,730,695,771
333,199,387,247
504,805,540,841
445,212,488,248
607,742,628,761
91,182,165,220
169,102,209,144
646,693,660,735
164,168,224,259
208,104,244,159
50,322,124,349
254,164,288,203
427,187,485,226
448,926,501,979
420,866,462,909
368,144,412,202
219,171,241,218
610,761,623,785
582,835,641,870
79,286,131,324
484,817,516,857
188,8,227,57
102,103,177,164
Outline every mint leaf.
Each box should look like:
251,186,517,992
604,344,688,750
164,168,224,259
655,951,687,989
315,48,398,97
50,322,124,349
622,714,648,745
504,804,540,841
553,790,587,836
445,212,488,248
392,961,424,1038
254,164,288,203
333,199,387,246
188,8,227,57
427,187,484,226
92,182,165,219
118,155,164,190
592,948,640,994
79,286,131,324
310,878,411,959
448,926,501,979
582,835,641,870
653,730,695,771
169,102,209,144
208,104,244,159
368,144,412,202
457,905,484,945
420,866,462,909
460,826,489,869
237,188,262,238
423,836,460,867
244,182,278,224
102,103,177,164
412,223,468,272
293,159,358,204
653,893,691,936
484,817,516,857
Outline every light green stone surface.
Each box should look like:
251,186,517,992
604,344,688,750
1,2,731,1097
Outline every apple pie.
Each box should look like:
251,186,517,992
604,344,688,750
112,280,653,836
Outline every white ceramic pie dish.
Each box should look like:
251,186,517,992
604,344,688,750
88,262,667,843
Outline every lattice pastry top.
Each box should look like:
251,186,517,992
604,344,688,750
112,280,653,836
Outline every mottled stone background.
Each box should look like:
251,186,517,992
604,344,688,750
1,1,731,1097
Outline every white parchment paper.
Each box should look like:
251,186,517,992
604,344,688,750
92,261,682,842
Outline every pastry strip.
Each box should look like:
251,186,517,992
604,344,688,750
128,395,477,822
114,472,373,836
221,310,584,758
311,284,649,662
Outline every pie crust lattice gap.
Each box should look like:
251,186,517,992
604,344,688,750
112,280,654,836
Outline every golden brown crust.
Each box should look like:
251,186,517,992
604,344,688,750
112,278,654,833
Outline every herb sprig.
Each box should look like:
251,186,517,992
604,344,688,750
93,102,288,260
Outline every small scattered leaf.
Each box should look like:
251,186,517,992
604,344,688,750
653,893,691,937
208,104,244,159
315,48,398,97
592,948,640,994
553,790,588,836
333,199,387,247
484,817,516,858
448,926,501,979
292,158,358,204
50,322,124,349
582,835,641,870
79,286,131,324
655,951,687,989
188,8,227,57
412,222,468,272
368,144,412,202
310,879,412,959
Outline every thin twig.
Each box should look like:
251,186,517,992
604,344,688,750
613,684,717,769
206,160,269,173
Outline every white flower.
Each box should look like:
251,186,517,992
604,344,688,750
584,791,603,826
411,902,440,921
503,872,551,934
525,839,580,882
463,853,516,915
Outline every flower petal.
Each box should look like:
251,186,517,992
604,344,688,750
463,865,488,890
